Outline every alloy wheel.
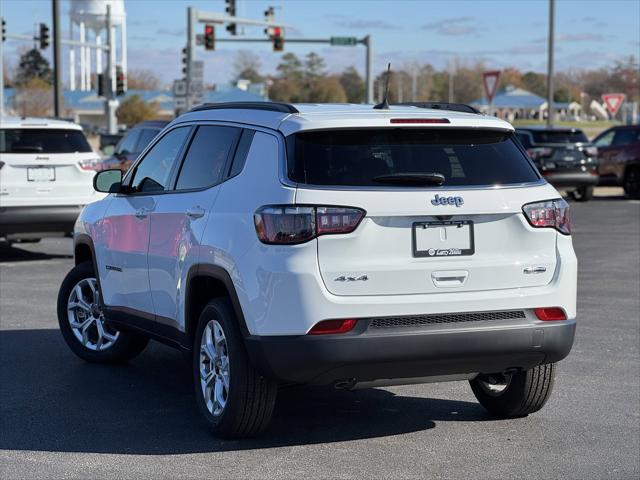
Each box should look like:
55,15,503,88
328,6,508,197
199,320,230,417
67,277,119,351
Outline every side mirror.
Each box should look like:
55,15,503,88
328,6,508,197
94,169,123,193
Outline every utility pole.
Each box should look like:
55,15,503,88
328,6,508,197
364,35,373,104
546,0,555,127
104,5,118,134
186,7,196,110
448,64,454,103
52,0,63,117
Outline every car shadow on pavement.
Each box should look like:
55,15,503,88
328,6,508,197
0,242,72,262
0,329,495,455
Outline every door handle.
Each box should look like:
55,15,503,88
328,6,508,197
134,208,149,219
186,206,205,219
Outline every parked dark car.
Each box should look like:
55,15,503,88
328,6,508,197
515,126,599,201
593,125,640,199
97,120,168,172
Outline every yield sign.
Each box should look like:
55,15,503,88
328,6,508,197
483,70,501,103
602,93,626,116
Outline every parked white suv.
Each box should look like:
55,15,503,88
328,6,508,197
0,117,102,241
57,102,577,438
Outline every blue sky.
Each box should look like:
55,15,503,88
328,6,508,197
2,0,639,87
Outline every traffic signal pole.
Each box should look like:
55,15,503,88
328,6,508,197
187,7,374,104
52,0,63,117
546,0,555,127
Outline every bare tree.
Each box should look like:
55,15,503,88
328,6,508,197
126,69,161,90
233,51,264,83
12,78,53,117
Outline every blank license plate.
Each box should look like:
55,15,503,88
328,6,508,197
27,167,55,182
413,221,475,257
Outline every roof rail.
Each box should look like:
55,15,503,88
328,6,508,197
189,102,299,114
395,102,480,114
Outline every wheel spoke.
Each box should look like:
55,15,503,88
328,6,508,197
81,318,93,346
214,377,226,408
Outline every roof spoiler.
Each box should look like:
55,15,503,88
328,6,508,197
394,102,480,115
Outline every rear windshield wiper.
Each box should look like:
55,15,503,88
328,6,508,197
373,172,445,186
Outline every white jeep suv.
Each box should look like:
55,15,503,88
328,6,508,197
57,102,577,438
0,117,102,241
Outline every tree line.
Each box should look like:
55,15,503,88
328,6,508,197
233,50,638,106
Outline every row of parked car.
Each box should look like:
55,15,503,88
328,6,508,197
515,125,640,201
0,115,639,243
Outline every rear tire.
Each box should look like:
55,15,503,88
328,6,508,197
57,261,149,363
193,298,277,438
623,166,640,199
570,185,594,202
470,363,556,417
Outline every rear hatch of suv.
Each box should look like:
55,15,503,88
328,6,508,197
290,127,559,296
0,126,99,206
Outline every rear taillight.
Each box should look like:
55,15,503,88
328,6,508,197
522,199,571,235
535,307,567,321
254,205,365,245
78,158,99,171
308,318,357,335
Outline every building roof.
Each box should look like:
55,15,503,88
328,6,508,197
173,103,514,135
472,86,547,109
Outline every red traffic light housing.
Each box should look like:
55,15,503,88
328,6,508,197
272,26,284,52
115,66,126,96
204,24,215,51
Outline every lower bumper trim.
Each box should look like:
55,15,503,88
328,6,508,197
245,320,576,385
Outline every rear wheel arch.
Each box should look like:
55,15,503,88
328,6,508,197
185,264,250,349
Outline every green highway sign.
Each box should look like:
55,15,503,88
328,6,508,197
330,36,358,46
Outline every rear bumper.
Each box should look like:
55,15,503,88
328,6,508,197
542,171,599,187
0,205,82,235
246,319,576,385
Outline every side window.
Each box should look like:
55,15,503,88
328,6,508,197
115,129,140,155
228,129,255,178
595,130,615,148
129,127,190,193
135,128,160,154
175,125,240,190
612,129,637,147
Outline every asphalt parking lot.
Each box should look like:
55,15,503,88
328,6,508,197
1,190,639,480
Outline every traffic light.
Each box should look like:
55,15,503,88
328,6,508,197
38,23,49,49
115,66,125,96
272,26,284,52
2,19,6,43
225,0,237,35
181,47,188,76
204,24,215,51
97,73,104,97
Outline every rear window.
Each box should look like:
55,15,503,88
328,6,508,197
0,129,92,153
530,130,588,143
288,129,539,187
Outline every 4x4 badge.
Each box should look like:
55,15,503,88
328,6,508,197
431,194,464,207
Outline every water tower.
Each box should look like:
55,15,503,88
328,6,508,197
69,0,127,91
